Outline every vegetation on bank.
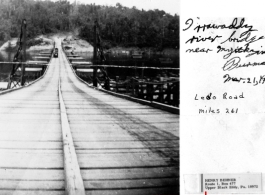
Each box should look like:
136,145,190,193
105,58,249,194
0,0,179,50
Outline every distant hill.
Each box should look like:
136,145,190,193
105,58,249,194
0,0,179,49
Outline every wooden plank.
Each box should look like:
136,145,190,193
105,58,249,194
33,57,50,61
77,157,172,168
75,148,178,155
61,101,149,106
0,124,61,132
26,60,48,64
68,114,176,122
0,112,60,119
0,101,58,105
69,118,177,127
65,104,162,109
77,161,172,169
0,134,62,141
72,62,92,65
72,133,178,141
0,108,60,114
0,191,65,195
0,169,64,180
67,115,176,123
0,95,58,100
66,110,176,118
76,69,93,72
0,181,64,190
83,178,178,189
77,153,177,162
66,108,170,115
73,136,177,142
70,124,132,131
68,57,84,60
69,121,121,125
0,118,61,126
67,55,80,57
0,100,59,104
82,154,178,164
0,119,61,124
72,134,140,141
0,104,59,108
0,149,63,154
80,167,178,180
0,141,62,149
85,187,178,195
58,79,86,195
74,141,178,149
69,125,133,133
24,68,43,71
0,154,63,168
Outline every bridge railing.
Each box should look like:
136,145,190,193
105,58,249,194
74,65,179,107
62,41,179,107
107,77,179,107
0,57,52,89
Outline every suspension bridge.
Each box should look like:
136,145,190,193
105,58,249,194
0,20,179,195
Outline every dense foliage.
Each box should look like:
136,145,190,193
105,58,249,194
0,0,179,49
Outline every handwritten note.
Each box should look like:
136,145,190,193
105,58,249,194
182,18,265,115
182,17,265,194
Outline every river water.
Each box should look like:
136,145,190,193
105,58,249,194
0,49,51,88
76,49,179,80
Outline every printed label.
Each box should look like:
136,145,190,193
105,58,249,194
202,173,262,193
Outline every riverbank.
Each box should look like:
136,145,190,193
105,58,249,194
106,46,179,56
62,35,93,53
27,35,54,51
0,35,54,52
0,32,93,53
0,38,18,51
0,33,179,68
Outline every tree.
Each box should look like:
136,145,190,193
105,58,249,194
0,0,179,49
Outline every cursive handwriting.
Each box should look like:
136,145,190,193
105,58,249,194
198,107,238,114
220,31,264,45
186,35,222,44
183,18,257,35
195,92,244,100
223,56,265,71
217,45,265,59
223,74,265,86
184,18,265,72
186,48,212,53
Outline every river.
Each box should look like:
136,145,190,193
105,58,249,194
0,49,51,88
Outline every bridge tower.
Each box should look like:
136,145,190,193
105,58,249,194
7,19,27,89
93,20,110,89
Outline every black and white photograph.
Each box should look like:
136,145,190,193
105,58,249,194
0,0,179,194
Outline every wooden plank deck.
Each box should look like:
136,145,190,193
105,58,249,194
0,39,179,195
0,54,64,195
60,43,179,194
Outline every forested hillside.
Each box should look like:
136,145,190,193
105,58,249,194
0,0,179,49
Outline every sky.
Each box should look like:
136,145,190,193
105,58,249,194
68,0,179,15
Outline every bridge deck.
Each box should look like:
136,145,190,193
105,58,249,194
0,40,179,195
0,48,64,195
